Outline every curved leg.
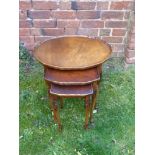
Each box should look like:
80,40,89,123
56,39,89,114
92,82,99,109
52,96,62,131
94,89,99,109
96,64,102,108
84,96,90,129
89,94,95,123
45,80,53,111
49,93,53,112
97,64,102,79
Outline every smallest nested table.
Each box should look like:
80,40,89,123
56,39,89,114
50,84,94,130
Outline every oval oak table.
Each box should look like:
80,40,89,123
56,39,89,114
33,36,112,130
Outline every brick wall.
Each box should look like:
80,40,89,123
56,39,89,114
125,11,135,64
19,0,135,63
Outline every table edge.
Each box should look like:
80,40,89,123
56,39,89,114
33,36,112,70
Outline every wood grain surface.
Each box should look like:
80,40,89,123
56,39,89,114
50,83,93,97
33,36,112,70
44,66,100,85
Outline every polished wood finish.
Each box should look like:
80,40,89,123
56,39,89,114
50,83,93,97
84,96,91,129
44,65,100,110
89,81,99,122
45,80,53,110
44,66,100,85
92,81,99,109
44,66,99,129
50,83,93,129
52,95,62,130
33,36,112,130
33,36,112,70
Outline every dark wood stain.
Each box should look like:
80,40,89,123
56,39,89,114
33,36,112,70
33,36,112,130
44,66,100,85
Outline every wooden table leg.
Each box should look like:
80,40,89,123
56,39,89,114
97,64,102,79
45,80,53,111
90,92,97,123
49,94,53,112
51,96,62,130
84,96,90,129
95,84,99,109
92,81,99,109
96,64,102,108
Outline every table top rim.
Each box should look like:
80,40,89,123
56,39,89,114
50,83,94,97
44,66,100,85
33,36,112,70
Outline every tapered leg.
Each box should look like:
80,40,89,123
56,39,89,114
92,82,99,109
97,64,102,79
52,96,62,130
49,94,54,113
90,92,96,123
45,80,53,111
96,64,102,108
84,96,90,129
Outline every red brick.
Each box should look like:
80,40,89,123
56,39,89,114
19,28,31,36
110,1,134,10
125,57,135,64
41,28,64,36
30,28,41,36
112,29,126,36
102,37,123,43
19,36,34,51
28,10,51,19
33,19,56,28
131,25,135,33
131,20,135,33
97,2,109,10
127,32,135,45
19,0,31,10
77,11,100,19
52,11,76,19
59,2,71,10
77,28,98,36
33,1,57,10
65,28,78,35
99,29,111,36
20,36,34,44
128,42,135,49
124,11,130,19
19,20,32,28
111,44,124,53
129,33,135,43
125,48,135,57
71,2,96,10
34,36,55,44
19,10,27,19
105,21,128,28
81,20,104,28
57,20,80,28
101,11,124,20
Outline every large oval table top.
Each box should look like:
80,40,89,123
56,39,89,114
33,36,112,70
